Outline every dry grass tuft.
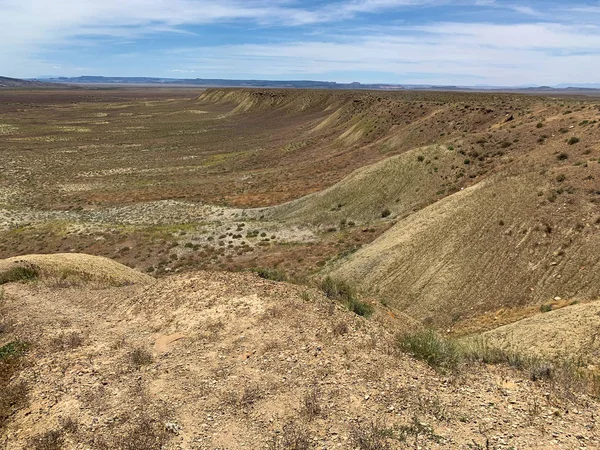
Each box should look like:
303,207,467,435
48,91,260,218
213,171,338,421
29,430,64,450
350,419,395,450
398,330,600,397
302,385,322,420
128,347,153,368
267,422,312,450
94,416,170,450
50,332,84,351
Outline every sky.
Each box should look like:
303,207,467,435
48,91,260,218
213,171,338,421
1,0,600,86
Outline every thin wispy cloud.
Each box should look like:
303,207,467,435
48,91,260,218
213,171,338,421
0,0,598,85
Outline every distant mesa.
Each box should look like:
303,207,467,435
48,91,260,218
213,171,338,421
0,76,61,89
3,75,600,92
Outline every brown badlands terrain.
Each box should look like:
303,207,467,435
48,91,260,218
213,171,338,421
0,88,599,449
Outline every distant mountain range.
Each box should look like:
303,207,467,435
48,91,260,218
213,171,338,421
0,76,60,88
36,76,406,90
1,75,599,92
35,76,600,92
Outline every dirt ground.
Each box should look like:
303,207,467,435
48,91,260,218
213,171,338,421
1,270,599,449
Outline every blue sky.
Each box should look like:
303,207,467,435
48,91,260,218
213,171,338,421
1,0,600,85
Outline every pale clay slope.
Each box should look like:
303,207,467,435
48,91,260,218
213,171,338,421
329,171,600,326
484,299,600,363
1,271,598,449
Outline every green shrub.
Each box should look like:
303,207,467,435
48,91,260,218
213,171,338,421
557,152,569,160
381,208,391,218
0,265,39,285
0,341,29,360
540,304,553,313
568,137,580,145
348,297,374,317
397,330,460,370
319,277,372,317
252,267,287,282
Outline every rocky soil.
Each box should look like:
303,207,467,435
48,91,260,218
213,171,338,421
1,268,598,449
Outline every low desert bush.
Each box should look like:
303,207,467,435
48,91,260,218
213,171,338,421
267,422,312,450
129,347,153,368
29,430,64,450
50,332,84,351
319,277,373,317
397,329,461,370
0,264,39,285
0,341,30,429
94,417,170,450
350,419,396,450
0,380,28,429
252,267,287,282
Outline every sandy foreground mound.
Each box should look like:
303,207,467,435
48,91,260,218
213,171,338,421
1,270,598,449
485,300,600,364
0,253,154,287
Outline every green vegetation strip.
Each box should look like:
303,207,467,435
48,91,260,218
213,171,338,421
397,329,600,397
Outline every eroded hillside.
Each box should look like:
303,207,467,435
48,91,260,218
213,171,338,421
2,88,599,284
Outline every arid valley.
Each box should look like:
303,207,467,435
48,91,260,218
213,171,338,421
1,86,600,449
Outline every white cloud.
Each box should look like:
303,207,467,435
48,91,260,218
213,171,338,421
0,0,599,84
170,22,600,85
